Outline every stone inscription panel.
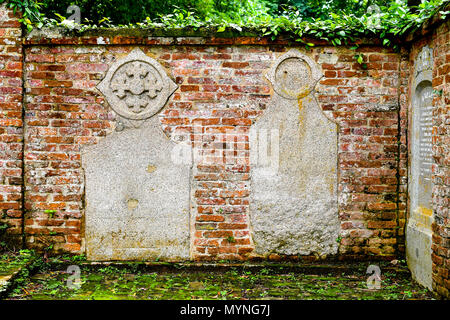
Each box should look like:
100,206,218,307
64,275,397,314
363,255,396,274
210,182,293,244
409,46,434,217
412,91,434,212
406,45,434,290
418,86,433,187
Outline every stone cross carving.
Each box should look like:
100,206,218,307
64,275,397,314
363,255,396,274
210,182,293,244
97,48,177,128
110,61,163,114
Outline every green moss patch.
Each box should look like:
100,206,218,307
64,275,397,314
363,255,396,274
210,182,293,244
0,250,37,297
6,263,433,300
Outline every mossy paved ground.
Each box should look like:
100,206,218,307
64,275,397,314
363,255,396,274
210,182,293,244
5,262,434,300
0,252,31,277
0,251,35,294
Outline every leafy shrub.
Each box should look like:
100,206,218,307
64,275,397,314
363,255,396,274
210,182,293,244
37,0,267,25
0,0,449,50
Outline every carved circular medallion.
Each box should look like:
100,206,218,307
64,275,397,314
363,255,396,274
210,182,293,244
110,61,163,116
274,57,311,98
266,50,321,100
97,49,178,122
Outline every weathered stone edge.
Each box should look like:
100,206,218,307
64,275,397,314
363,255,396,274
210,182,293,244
24,27,388,46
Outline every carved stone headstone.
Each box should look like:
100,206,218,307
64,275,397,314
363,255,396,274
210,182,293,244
407,45,434,289
249,49,340,257
83,49,190,261
97,48,177,128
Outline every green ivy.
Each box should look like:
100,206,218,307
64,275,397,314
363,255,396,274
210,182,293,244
0,0,449,48
0,0,43,31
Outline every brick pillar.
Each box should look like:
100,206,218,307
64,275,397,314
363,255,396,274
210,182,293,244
431,20,450,299
0,4,23,249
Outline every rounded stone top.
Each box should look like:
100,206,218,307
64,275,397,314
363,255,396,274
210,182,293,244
266,49,321,100
275,57,311,98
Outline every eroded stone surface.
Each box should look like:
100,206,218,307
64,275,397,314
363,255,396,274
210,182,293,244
266,50,322,100
407,45,434,290
250,49,339,257
82,117,191,261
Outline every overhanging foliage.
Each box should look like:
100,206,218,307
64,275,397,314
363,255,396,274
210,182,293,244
0,0,449,49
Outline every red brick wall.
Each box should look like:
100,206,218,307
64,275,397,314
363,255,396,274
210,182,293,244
430,19,450,300
22,44,270,257
315,46,405,260
19,40,406,262
0,4,23,248
23,45,114,252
